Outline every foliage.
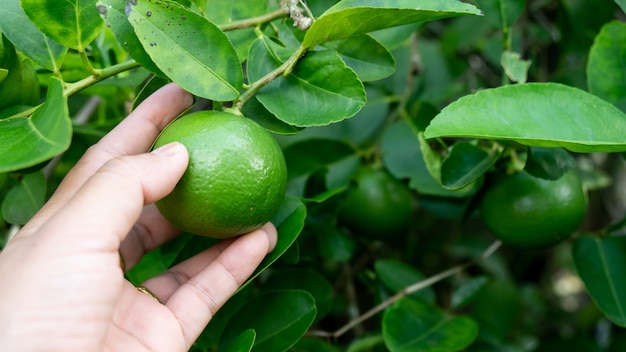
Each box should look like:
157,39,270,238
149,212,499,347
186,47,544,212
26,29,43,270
2,0,626,351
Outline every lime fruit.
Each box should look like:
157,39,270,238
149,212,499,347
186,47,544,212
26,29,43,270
338,168,413,239
153,110,287,239
480,170,587,249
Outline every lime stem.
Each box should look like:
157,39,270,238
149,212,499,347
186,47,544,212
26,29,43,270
220,7,290,32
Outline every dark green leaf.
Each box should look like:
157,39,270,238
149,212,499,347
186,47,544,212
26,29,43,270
303,0,481,48
375,259,436,304
0,0,66,71
326,35,395,81
220,329,255,352
347,335,385,352
223,290,316,352
240,197,307,291
441,142,499,190
0,77,70,173
524,147,576,180
21,0,104,51
283,139,356,180
450,276,489,309
424,83,626,152
475,0,526,28
0,36,40,111
127,0,243,101
471,280,520,343
97,0,164,76
292,337,341,352
125,234,192,285
1,171,46,225
315,225,355,261
573,236,626,327
248,39,366,127
382,298,478,352
587,21,626,112
241,97,303,135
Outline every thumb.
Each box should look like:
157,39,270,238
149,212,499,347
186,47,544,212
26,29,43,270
38,142,188,244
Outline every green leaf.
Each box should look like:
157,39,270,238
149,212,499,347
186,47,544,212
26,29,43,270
127,0,243,101
475,0,526,28
375,259,436,304
303,0,482,48
381,119,478,197
223,290,317,352
0,77,70,173
587,21,626,112
617,0,626,13
524,147,576,180
315,224,355,261
0,0,66,71
382,298,478,352
96,0,164,76
283,139,356,181
21,0,104,51
248,39,366,127
501,50,530,83
263,268,334,321
241,97,303,135
424,83,626,152
450,276,489,309
293,337,341,352
0,36,40,111
326,35,395,81
573,236,626,327
1,171,46,225
220,329,256,352
240,197,307,291
440,142,499,190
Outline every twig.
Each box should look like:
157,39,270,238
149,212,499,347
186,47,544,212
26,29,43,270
220,7,290,32
309,240,502,339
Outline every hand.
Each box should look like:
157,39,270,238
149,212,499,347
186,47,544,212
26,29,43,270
0,84,277,351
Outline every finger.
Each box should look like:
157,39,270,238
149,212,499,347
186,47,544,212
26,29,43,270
156,224,277,347
32,143,188,250
119,204,182,270
16,84,193,239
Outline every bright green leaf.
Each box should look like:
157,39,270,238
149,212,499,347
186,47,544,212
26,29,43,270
441,142,499,190
524,147,576,180
0,77,70,173
127,0,242,101
21,0,104,51
97,0,164,76
573,236,626,327
501,50,531,83
220,329,256,352
303,0,481,48
424,83,626,152
223,290,317,352
475,0,526,28
0,0,66,71
326,35,395,81
1,171,46,225
375,259,436,304
248,39,366,127
383,298,478,352
587,21,626,112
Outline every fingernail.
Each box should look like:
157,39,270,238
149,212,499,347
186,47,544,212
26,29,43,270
151,142,185,156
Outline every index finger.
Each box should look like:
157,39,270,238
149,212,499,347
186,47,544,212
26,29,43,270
18,83,193,238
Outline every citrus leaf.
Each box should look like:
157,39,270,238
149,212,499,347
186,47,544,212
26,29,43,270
21,0,104,51
223,290,317,352
587,20,626,112
617,0,626,13
524,146,576,180
0,77,70,173
382,298,478,352
247,39,366,127
283,139,356,180
450,276,489,309
573,236,626,327
424,83,626,152
220,329,256,352
375,259,436,304
241,97,303,135
240,197,306,291
127,0,242,101
326,35,395,82
303,0,481,48
440,142,499,190
501,50,530,83
475,0,525,28
96,0,164,76
0,0,67,71
1,171,46,225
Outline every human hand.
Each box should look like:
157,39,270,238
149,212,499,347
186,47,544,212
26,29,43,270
0,84,277,351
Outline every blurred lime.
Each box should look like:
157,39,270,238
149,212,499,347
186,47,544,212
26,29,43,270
480,171,587,248
153,110,287,239
338,168,413,239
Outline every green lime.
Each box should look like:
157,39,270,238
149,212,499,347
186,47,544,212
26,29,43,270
480,170,587,249
338,168,413,239
153,110,287,239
